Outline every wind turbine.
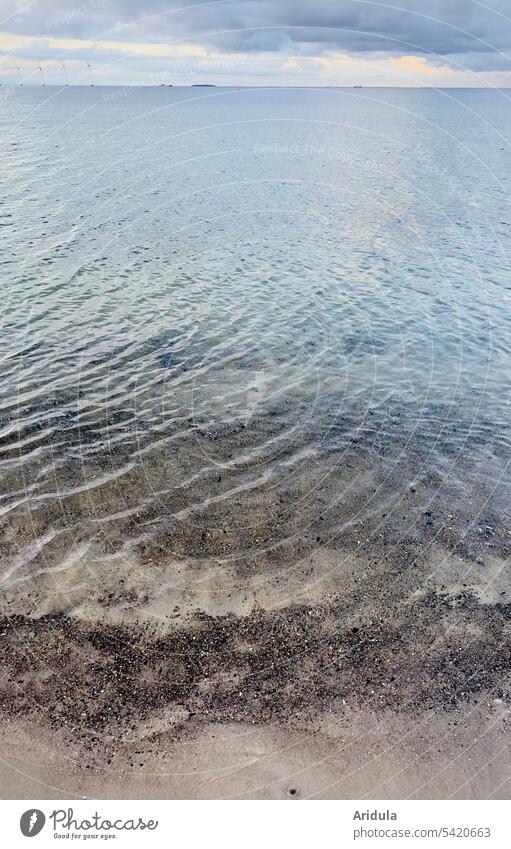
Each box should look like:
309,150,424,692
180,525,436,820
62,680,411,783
86,61,94,86
15,61,23,86
61,60,69,86
36,60,45,86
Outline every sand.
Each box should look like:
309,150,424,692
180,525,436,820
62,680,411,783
1,702,510,799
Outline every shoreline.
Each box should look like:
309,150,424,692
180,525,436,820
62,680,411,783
1,540,510,799
1,404,510,799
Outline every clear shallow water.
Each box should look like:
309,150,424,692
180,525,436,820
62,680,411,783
0,86,510,604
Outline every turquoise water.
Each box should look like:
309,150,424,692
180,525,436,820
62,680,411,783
0,86,510,590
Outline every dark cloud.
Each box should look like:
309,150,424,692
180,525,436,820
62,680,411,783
2,0,511,72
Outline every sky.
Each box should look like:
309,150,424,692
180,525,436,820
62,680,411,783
1,0,511,87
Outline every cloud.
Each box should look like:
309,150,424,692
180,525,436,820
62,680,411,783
389,54,445,75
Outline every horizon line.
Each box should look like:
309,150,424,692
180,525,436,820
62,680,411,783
2,83,511,90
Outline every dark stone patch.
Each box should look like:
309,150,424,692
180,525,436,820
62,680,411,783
0,590,510,752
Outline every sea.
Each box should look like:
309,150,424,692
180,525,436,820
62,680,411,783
1,85,510,621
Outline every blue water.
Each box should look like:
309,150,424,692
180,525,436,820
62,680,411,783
0,86,510,587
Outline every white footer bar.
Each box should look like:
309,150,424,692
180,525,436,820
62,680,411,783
2,799,509,848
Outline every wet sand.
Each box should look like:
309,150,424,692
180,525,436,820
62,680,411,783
1,402,510,798
1,701,510,800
